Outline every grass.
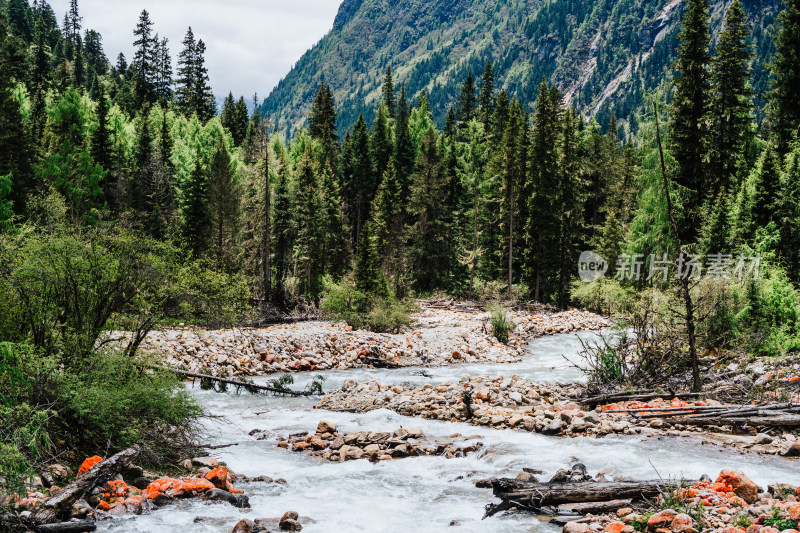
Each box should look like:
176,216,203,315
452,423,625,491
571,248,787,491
487,303,515,344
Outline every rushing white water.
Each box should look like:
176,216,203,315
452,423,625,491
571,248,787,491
98,332,800,533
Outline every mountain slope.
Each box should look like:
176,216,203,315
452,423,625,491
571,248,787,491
263,0,780,138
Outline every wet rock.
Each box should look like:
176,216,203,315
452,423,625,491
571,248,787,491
232,519,255,533
192,457,219,469
543,419,564,435
280,511,302,531
647,509,678,531
716,470,759,504
316,421,337,434
203,488,250,508
670,513,695,533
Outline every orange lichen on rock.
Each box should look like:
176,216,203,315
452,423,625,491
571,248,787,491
77,456,103,476
204,467,229,489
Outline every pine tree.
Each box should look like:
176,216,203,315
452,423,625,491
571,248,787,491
154,37,172,102
407,129,452,291
354,219,387,297
182,157,211,256
308,82,338,170
176,27,196,114
193,39,215,122
394,84,414,219
770,0,800,152
132,9,157,105
456,71,477,125
708,0,753,198
91,83,111,171
743,145,782,234
207,138,239,268
371,104,392,184
777,142,800,279
294,143,321,293
318,164,350,278
382,66,395,118
341,114,373,248
7,0,33,42
526,81,563,302
272,149,294,302
479,59,495,134
371,160,404,288
669,0,711,241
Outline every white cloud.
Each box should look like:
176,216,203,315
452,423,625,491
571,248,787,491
47,0,342,99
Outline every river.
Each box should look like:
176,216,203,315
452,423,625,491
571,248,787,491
98,331,800,532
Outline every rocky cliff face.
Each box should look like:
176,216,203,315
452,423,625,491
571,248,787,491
263,0,780,138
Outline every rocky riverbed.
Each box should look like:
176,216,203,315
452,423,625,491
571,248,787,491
131,307,609,377
315,376,800,456
272,420,484,462
557,469,800,533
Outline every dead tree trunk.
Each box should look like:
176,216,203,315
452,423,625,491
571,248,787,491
31,446,141,524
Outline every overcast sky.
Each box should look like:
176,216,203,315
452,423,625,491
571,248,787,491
48,0,343,100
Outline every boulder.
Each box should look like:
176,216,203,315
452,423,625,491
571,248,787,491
716,470,759,504
563,521,591,533
646,510,677,531
316,421,337,435
232,519,255,533
670,513,695,533
192,457,219,469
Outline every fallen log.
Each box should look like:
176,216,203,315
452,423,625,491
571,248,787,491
490,479,680,509
36,519,97,532
160,367,310,396
31,446,141,525
679,414,800,427
556,499,634,515
361,356,400,369
582,391,706,407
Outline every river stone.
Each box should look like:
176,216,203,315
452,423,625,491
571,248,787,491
754,433,773,445
542,418,564,435
316,421,337,435
192,457,219,468
716,470,759,504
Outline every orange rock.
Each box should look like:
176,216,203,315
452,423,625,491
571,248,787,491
204,467,229,489
716,470,759,504
648,510,678,530
745,525,761,533
671,513,695,533
789,504,800,521
77,456,103,477
603,521,633,533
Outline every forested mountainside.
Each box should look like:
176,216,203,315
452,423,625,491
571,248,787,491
263,0,780,138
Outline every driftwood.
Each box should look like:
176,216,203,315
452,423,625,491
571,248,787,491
557,499,634,515
484,478,681,518
161,367,310,396
361,356,400,369
36,519,97,532
582,391,706,408
31,446,141,525
630,402,800,427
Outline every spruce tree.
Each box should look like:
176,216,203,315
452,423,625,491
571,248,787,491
669,0,711,241
342,114,373,248
354,220,387,297
207,138,239,267
308,82,338,170
770,0,800,152
132,9,157,105
708,0,753,197
371,104,392,184
272,150,295,302
479,59,495,134
193,39,215,122
176,27,196,114
318,164,350,278
91,83,111,172
182,157,211,256
456,71,477,124
382,66,395,118
371,160,404,288
294,144,321,294
394,84,414,219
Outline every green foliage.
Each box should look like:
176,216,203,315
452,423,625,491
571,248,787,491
764,506,799,530
487,303,515,344
169,257,253,328
320,276,413,333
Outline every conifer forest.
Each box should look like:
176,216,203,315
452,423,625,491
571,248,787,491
3,0,800,531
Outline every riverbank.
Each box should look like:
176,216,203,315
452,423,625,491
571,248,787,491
133,306,609,377
315,376,800,457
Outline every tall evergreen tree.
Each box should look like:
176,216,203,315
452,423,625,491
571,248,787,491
394,84,414,219
708,0,753,198
341,114,373,248
132,9,157,105
308,82,338,170
371,104,392,185
354,219,387,297
207,138,239,267
91,83,111,172
456,71,477,125
382,66,395,118
479,59,495,133
769,0,800,152
371,160,404,288
318,164,350,278
294,144,321,293
182,157,211,256
272,148,294,302
669,0,711,241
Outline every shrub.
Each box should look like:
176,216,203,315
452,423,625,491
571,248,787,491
319,276,415,333
487,303,515,343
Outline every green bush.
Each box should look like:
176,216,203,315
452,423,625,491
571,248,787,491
320,276,415,333
167,257,253,328
571,278,633,315
487,303,515,343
